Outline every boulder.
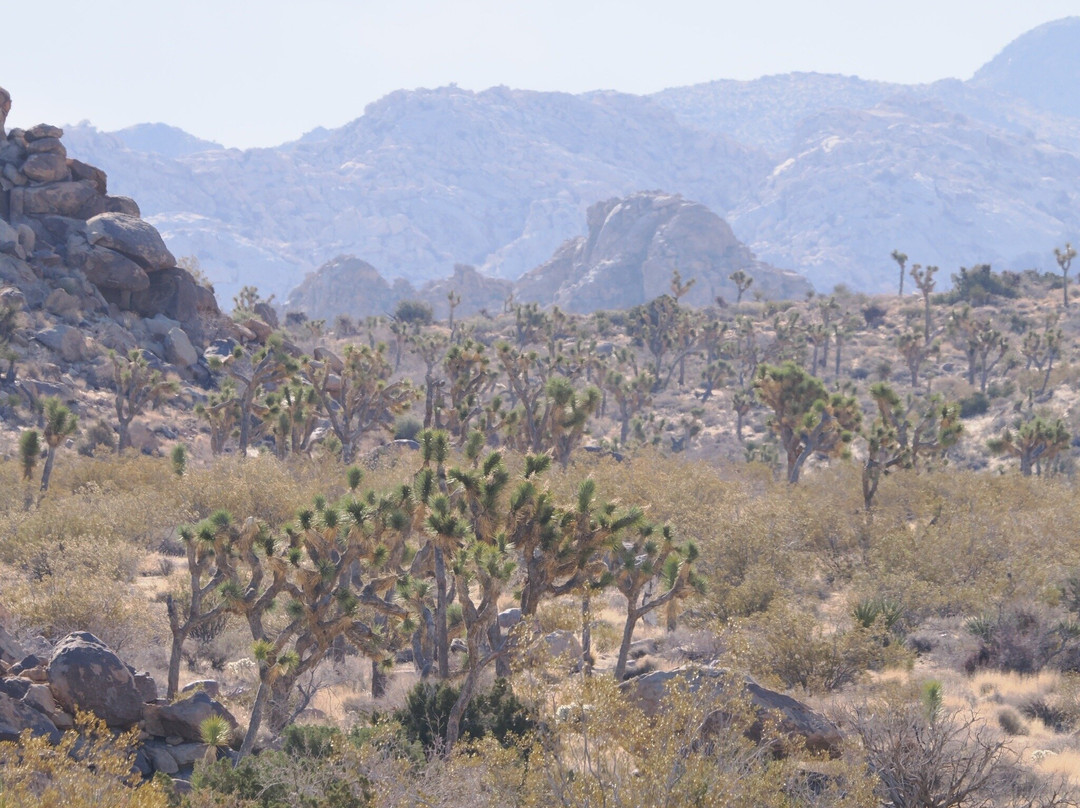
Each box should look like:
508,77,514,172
44,288,83,322
131,267,198,323
46,632,144,729
0,691,61,743
21,152,69,183
143,741,179,774
24,124,63,141
253,301,278,328
27,137,66,157
624,667,842,758
104,196,140,217
133,672,158,703
66,159,106,195
21,683,71,729
165,327,197,367
69,243,150,292
180,679,221,699
0,218,18,256
19,180,97,217
313,346,343,372
498,608,523,629
0,624,24,665
241,317,271,342
85,213,175,271
34,325,85,361
543,630,581,660
141,691,238,743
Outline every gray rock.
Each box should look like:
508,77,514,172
105,196,140,217
498,608,523,629
67,159,106,195
165,327,197,367
46,632,144,729
43,290,83,324
143,741,179,774
26,137,65,157
131,267,200,324
68,242,150,292
20,179,96,217
181,679,221,699
0,625,25,665
144,314,181,337
85,213,175,271
34,325,83,360
0,691,61,743
25,124,63,141
133,748,154,777
625,667,843,758
141,691,237,743
163,741,209,767
133,672,158,703
0,219,18,256
15,224,34,255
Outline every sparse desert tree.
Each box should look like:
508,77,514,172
897,330,936,389
111,349,178,454
609,522,703,680
729,269,753,303
195,379,240,455
988,416,1071,476
910,263,939,342
753,362,862,483
39,396,77,492
862,383,962,510
1055,242,1076,309
212,336,299,456
307,342,416,463
1020,318,1063,397
891,249,908,297
0,299,22,382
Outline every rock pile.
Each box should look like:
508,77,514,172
0,630,238,781
0,86,222,389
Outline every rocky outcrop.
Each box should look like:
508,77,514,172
625,667,842,758
46,632,144,729
418,263,512,319
284,255,409,321
0,630,237,780
0,88,226,387
515,192,811,312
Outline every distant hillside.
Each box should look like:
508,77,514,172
48,18,1080,301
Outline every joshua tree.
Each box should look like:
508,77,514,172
39,397,77,492
195,380,240,456
18,429,40,482
910,263,938,343
988,417,1071,476
891,249,907,297
1020,318,1063,397
0,300,21,383
897,330,936,389
729,269,753,304
669,268,696,304
446,289,461,333
307,343,416,463
111,350,178,454
1055,243,1076,309
609,522,702,680
753,362,862,483
862,383,962,510
212,337,299,456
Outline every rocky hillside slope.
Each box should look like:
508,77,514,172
0,94,229,409
47,18,1080,300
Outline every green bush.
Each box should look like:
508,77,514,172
393,678,534,752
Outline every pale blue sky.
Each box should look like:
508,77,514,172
3,0,1078,148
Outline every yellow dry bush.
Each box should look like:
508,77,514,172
0,714,169,808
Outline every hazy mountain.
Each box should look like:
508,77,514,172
51,18,1080,303
970,17,1080,119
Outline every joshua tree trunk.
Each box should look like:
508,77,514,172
434,548,450,679
39,446,56,492
581,593,593,675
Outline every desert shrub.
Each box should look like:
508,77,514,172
997,707,1028,735
729,604,913,694
393,679,534,753
282,723,343,759
963,602,1080,675
393,300,433,327
959,391,990,418
77,419,116,457
392,414,422,442
0,714,169,808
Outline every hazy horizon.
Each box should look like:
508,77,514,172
3,1,1078,149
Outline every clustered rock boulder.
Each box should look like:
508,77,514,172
0,630,237,780
0,86,223,393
